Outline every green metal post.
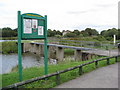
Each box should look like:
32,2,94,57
18,11,22,81
44,15,48,75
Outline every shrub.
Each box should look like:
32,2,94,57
2,41,18,54
94,41,101,47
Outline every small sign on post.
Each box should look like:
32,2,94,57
113,35,116,45
17,11,48,82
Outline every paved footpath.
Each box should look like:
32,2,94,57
55,63,119,88
84,49,118,56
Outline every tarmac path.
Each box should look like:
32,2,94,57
55,63,119,88
84,49,119,56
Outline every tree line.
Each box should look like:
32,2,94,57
0,27,17,37
0,27,119,40
48,28,119,40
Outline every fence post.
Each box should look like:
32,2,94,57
79,66,83,75
115,56,118,62
95,61,98,68
13,84,18,89
107,58,110,65
118,43,120,55
56,71,60,85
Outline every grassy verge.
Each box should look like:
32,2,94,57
2,56,120,88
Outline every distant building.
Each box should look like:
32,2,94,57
62,30,71,36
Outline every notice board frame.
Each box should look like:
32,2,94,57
20,12,47,39
18,11,48,82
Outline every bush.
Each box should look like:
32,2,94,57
106,37,113,41
64,49,74,57
64,33,76,38
2,41,18,54
93,36,106,41
94,41,101,47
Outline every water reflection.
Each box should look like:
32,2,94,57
0,40,17,42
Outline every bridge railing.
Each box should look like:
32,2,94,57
2,55,120,89
48,39,118,50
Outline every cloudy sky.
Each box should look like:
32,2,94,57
0,0,119,32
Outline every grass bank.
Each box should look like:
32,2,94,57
1,40,32,54
2,56,120,88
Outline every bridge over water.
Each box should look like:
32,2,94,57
22,42,119,61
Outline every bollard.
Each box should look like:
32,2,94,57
79,66,83,75
95,61,98,68
115,56,118,62
56,71,60,85
107,58,110,65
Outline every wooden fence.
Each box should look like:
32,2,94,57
2,55,120,89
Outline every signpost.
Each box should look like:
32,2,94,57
18,11,48,81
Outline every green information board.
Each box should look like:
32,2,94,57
21,13,47,39
18,11,48,82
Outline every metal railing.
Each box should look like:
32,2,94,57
2,55,120,89
48,39,118,50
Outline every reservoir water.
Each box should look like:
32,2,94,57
1,53,45,74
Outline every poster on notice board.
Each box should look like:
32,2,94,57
38,26,44,35
24,19,32,33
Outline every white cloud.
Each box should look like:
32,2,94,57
0,0,119,32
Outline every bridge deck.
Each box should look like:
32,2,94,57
30,42,119,56
31,42,92,50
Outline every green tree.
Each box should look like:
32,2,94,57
108,28,118,38
2,27,12,31
56,30,62,36
93,35,106,41
64,32,76,37
80,30,89,37
100,30,107,37
47,29,62,37
118,29,120,40
48,29,54,37
100,28,118,40
85,28,99,36
2,27,17,37
72,29,80,35
0,28,2,37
